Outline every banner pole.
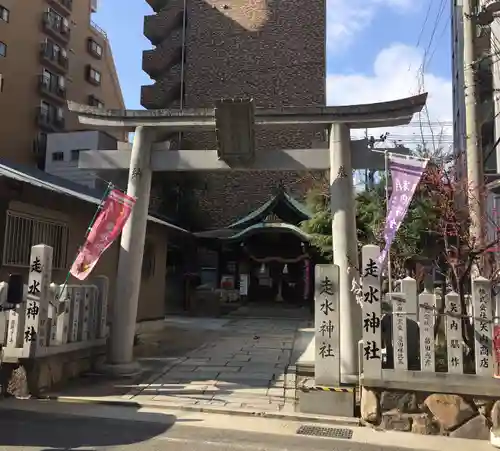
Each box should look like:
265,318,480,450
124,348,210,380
56,183,113,301
384,150,393,291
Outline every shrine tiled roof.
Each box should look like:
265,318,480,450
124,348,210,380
226,188,312,230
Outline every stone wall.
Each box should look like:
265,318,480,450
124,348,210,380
0,348,106,397
361,386,500,440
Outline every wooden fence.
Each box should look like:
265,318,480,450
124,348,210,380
360,244,500,396
0,244,108,360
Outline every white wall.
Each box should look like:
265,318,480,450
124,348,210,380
45,131,117,189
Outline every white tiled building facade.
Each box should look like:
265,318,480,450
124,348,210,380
45,130,123,190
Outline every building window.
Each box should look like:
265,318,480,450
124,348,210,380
35,132,47,154
88,94,104,108
0,6,9,22
41,68,65,95
0,42,6,57
40,100,50,117
39,100,64,125
70,148,88,161
46,8,69,34
42,39,67,66
55,106,64,122
86,65,101,85
2,210,69,269
87,38,103,58
52,151,64,161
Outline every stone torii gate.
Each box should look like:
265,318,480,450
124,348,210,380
68,94,427,382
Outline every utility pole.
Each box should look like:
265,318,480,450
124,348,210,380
463,0,486,252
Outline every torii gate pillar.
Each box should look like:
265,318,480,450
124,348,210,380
109,126,154,372
329,123,360,383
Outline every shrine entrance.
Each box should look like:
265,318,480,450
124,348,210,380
237,226,313,307
194,186,316,308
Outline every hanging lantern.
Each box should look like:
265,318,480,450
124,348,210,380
283,264,289,274
259,263,266,274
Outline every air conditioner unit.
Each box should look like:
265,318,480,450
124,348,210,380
91,0,98,12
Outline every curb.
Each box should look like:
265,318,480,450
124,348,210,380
39,395,361,427
299,386,354,393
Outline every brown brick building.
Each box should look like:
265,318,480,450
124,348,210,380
141,0,326,229
0,0,124,169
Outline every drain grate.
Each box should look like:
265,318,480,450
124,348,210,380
296,425,353,439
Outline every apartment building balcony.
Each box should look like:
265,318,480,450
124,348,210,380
47,0,73,16
40,42,69,73
36,107,65,132
88,94,105,108
146,0,169,13
143,29,183,78
42,12,71,44
90,21,108,39
144,0,184,46
141,83,182,109
141,63,182,109
38,75,66,103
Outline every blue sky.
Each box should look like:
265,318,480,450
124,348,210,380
93,0,452,128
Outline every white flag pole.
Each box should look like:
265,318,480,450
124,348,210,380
384,149,393,293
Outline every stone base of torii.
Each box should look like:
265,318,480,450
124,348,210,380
68,95,427,386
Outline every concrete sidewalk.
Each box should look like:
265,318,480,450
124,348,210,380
45,314,313,417
128,317,303,413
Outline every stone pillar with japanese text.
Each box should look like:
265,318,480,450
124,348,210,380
22,244,53,358
391,291,407,371
81,286,92,342
401,277,418,322
69,286,83,343
47,282,58,346
92,276,109,339
3,285,26,350
445,291,463,373
473,277,494,376
314,264,340,386
53,285,72,345
0,281,8,344
361,245,382,378
419,290,436,372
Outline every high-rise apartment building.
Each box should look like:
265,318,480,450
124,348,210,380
451,0,498,178
451,0,500,247
140,0,326,229
0,0,124,169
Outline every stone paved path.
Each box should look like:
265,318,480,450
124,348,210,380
128,317,305,413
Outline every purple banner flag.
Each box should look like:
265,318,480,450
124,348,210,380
379,155,428,266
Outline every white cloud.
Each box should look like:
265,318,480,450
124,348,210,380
327,0,414,49
326,43,453,150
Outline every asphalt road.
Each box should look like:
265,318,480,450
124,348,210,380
0,409,431,451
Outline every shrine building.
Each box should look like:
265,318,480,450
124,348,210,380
190,185,321,310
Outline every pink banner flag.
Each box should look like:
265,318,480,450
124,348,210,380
70,189,136,280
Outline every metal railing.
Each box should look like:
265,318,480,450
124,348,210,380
90,20,107,39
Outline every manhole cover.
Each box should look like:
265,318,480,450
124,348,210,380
296,425,353,439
